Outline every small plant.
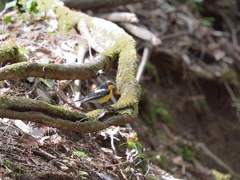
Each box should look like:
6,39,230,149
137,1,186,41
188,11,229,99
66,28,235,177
202,17,215,27
127,139,142,152
153,153,170,171
195,99,209,113
220,69,239,86
212,169,231,180
156,131,166,140
3,160,14,170
73,151,88,158
121,137,150,175
141,89,172,126
79,170,89,180
27,0,39,14
179,141,195,161
146,62,160,83
134,153,149,174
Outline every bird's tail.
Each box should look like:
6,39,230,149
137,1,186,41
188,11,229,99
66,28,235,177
74,96,86,102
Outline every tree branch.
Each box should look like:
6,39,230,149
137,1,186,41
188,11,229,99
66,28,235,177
0,95,138,133
0,54,114,80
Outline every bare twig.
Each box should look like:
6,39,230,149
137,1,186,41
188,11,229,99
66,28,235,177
222,14,239,46
196,142,240,178
0,120,11,137
161,31,188,40
223,81,240,123
136,44,152,82
177,13,195,34
32,148,57,159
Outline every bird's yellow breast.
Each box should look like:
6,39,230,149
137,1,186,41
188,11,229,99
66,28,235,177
97,84,114,104
98,92,112,103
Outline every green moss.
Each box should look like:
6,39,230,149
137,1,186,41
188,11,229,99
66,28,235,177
220,69,239,86
168,145,179,155
0,44,21,64
3,160,14,170
6,172,22,179
179,141,195,162
56,6,89,35
152,153,171,171
195,99,210,113
146,62,160,83
197,99,207,109
1,160,25,179
156,131,166,140
141,88,172,125
212,169,231,180
17,47,29,62
37,0,61,12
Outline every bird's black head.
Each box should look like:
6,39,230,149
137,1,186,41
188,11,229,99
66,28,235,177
105,80,114,90
106,81,114,86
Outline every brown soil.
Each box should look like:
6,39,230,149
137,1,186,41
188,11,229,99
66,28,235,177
137,58,240,174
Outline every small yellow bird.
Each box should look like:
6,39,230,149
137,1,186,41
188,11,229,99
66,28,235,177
76,81,115,104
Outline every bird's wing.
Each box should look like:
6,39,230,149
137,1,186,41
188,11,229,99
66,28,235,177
80,88,110,103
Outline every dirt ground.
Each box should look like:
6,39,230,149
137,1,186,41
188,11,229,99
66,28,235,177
138,61,240,174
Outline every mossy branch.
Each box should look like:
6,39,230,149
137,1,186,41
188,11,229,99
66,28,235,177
0,5,141,133
0,54,114,80
0,95,138,133
0,44,23,65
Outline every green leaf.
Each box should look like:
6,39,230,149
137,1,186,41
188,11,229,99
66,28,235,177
202,17,215,27
27,0,38,14
4,16,12,24
127,141,137,150
79,170,88,176
39,78,54,88
18,47,30,53
79,170,89,179
74,151,88,158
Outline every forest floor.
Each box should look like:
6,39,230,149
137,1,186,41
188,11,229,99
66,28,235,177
0,0,240,180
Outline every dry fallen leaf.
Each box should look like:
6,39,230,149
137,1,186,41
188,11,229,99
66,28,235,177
16,133,38,148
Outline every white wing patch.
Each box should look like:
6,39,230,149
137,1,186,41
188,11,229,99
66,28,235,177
94,89,106,93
